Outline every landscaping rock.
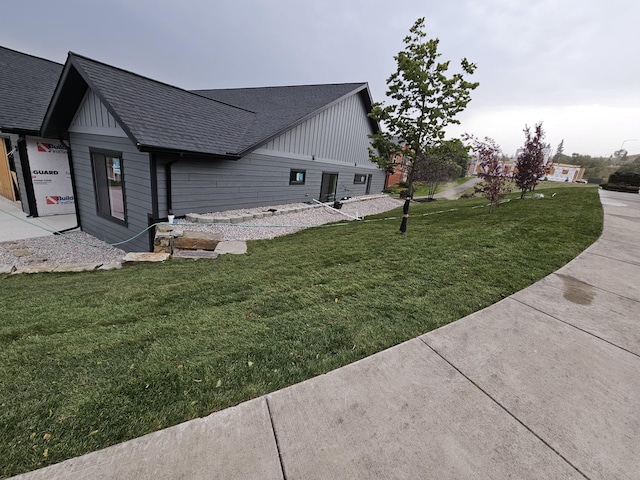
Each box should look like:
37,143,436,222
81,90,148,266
214,241,247,255
174,231,222,251
53,263,102,272
156,224,175,234
123,252,171,263
0,264,15,274
12,265,56,274
172,250,219,259
99,262,123,270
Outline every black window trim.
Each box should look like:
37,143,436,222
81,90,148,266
289,168,306,185
353,173,367,184
90,148,128,226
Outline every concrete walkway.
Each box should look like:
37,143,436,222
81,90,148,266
0,196,77,242
433,176,481,199
11,189,640,479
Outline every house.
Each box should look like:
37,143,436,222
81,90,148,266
467,145,585,183
0,47,73,217
41,53,385,251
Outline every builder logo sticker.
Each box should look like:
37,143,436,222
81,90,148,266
37,142,68,154
45,195,74,205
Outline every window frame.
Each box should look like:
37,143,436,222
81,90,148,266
353,174,367,185
90,149,127,225
289,169,306,185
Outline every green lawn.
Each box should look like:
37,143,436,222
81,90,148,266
0,185,603,477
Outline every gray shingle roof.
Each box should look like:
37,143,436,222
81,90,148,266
0,46,63,133
43,53,374,157
193,83,370,153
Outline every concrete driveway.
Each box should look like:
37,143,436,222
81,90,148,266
0,196,76,242
10,189,640,480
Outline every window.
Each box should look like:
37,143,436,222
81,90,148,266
354,174,366,184
91,151,126,223
289,169,306,185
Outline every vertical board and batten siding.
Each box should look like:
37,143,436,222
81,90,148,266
259,92,374,166
68,90,128,138
69,131,152,252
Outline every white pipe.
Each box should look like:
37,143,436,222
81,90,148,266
312,199,361,221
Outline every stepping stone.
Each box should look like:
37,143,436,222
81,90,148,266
53,263,103,272
12,265,56,274
123,252,171,263
214,241,247,255
13,250,33,257
99,262,123,270
0,264,15,274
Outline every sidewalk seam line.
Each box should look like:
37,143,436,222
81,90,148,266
510,296,640,359
418,337,591,480
265,396,289,480
581,250,640,267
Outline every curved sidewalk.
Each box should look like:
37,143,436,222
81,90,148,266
12,189,640,480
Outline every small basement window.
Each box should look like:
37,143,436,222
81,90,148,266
354,174,367,184
289,169,306,185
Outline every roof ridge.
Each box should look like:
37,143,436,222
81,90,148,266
68,52,256,115
0,45,63,67
192,82,367,92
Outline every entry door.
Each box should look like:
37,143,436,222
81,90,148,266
319,172,338,202
365,174,373,194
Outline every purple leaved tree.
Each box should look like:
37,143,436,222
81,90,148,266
463,134,511,213
514,123,546,198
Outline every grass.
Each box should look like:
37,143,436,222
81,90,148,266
0,185,602,477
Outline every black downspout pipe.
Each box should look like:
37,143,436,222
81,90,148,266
56,139,81,234
17,136,38,217
165,158,179,214
147,153,160,251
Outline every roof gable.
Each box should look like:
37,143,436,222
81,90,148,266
42,53,378,157
0,46,63,134
193,83,377,154
43,53,256,156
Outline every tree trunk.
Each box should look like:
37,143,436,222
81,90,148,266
400,168,415,233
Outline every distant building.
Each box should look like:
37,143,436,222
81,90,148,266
467,145,585,183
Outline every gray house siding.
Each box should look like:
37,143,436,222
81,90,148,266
260,92,373,166
69,131,152,252
164,150,385,216
161,92,384,216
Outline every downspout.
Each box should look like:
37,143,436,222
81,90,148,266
56,138,81,233
165,158,179,214
147,152,160,251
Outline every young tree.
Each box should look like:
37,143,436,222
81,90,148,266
369,17,479,233
514,123,546,199
414,139,469,199
464,134,510,213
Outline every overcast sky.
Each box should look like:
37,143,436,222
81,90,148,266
2,0,638,157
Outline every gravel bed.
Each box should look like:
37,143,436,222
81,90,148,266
175,196,404,241
0,196,404,267
0,232,126,268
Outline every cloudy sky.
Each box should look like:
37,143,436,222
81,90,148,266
2,0,637,157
